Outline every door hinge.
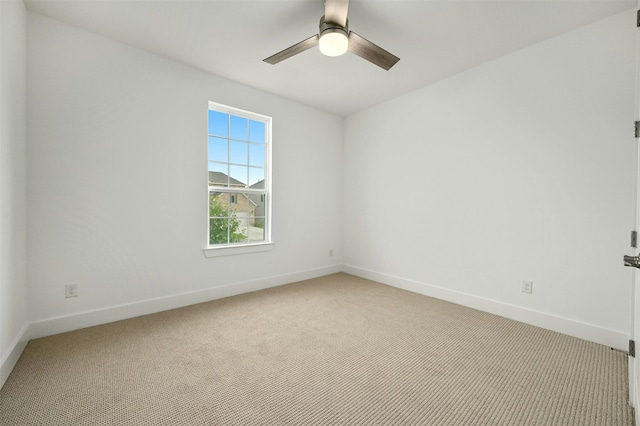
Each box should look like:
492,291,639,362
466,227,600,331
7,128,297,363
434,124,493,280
632,231,638,248
630,340,636,357
635,121,640,138
637,9,640,27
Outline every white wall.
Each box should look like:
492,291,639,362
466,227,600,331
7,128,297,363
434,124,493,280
343,10,636,349
0,0,29,385
20,4,637,353
26,12,343,336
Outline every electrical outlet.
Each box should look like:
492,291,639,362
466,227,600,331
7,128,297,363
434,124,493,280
65,284,78,298
522,280,533,294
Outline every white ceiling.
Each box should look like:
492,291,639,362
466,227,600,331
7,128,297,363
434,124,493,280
25,0,635,116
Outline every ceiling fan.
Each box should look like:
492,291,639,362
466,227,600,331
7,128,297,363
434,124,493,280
263,0,400,71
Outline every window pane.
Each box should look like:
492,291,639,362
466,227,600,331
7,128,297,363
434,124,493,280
235,223,249,243
229,165,248,187
229,204,248,243
209,218,229,245
232,207,250,243
208,110,228,137
218,192,233,207
209,194,228,217
230,140,248,165
249,144,265,167
208,136,228,162
208,164,228,187
250,180,265,190
246,191,265,216
248,217,266,242
250,120,265,144
248,167,264,186
230,115,248,141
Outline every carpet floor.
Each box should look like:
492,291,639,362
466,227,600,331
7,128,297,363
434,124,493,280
0,273,634,425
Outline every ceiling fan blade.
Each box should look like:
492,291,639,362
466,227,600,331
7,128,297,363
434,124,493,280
348,31,399,71
324,0,349,26
263,35,319,65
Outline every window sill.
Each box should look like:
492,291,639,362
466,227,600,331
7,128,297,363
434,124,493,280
203,242,274,258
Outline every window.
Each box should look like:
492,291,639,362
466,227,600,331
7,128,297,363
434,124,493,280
207,102,271,248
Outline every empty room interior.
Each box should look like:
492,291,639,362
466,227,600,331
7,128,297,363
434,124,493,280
3,0,640,424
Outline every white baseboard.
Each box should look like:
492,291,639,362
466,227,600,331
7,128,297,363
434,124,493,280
30,264,342,339
11,262,629,390
0,323,30,390
343,264,628,351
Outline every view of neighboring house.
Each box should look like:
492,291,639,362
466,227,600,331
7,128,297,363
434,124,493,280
208,172,266,242
208,171,257,223
248,179,265,219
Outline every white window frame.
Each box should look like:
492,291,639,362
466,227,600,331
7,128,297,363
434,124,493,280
204,101,272,257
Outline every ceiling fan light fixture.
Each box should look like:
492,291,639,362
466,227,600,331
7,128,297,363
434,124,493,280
319,28,348,57
263,2,399,70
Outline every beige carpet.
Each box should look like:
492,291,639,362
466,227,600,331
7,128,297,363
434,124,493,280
0,273,634,425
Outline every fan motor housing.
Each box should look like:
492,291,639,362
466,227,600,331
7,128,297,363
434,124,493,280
319,15,349,37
